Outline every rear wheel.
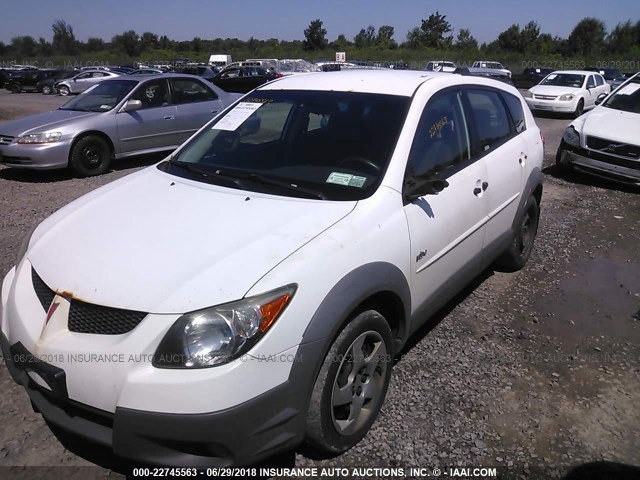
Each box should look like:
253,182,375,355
304,310,393,458
42,85,53,95
496,195,540,272
9,83,21,94
58,85,70,96
69,136,111,177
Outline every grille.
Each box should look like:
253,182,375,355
534,94,557,100
31,268,148,335
67,301,147,335
0,135,15,145
586,136,640,160
32,268,56,311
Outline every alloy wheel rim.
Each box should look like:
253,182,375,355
331,330,387,436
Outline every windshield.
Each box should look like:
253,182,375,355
540,73,585,88
162,90,411,200
602,77,640,113
59,80,138,112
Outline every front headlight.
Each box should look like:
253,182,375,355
153,285,296,368
563,126,580,147
558,94,575,101
17,132,62,144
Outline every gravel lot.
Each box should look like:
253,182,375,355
0,89,638,479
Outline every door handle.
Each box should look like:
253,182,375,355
164,116,174,120
482,181,489,191
474,187,482,196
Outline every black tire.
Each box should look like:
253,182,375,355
573,99,584,118
58,85,70,96
555,142,574,178
69,136,111,177
42,85,53,95
303,310,393,458
495,195,540,272
9,83,21,94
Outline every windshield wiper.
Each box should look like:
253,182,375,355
167,160,245,189
213,168,327,200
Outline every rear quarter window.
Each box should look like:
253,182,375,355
500,91,526,134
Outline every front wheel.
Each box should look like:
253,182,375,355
42,85,53,95
555,142,574,178
69,136,111,177
58,85,70,96
495,195,540,272
303,310,393,458
573,99,584,119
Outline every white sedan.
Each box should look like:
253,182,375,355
524,70,610,117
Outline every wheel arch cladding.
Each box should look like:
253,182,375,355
512,167,543,231
301,262,411,353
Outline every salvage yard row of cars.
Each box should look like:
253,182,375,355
0,60,638,467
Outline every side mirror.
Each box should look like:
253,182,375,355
595,93,607,105
404,176,450,201
120,99,142,113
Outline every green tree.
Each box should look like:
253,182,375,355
52,19,77,54
141,32,159,51
376,25,397,49
607,21,636,53
112,30,141,57
331,34,352,50
354,25,376,48
303,19,327,50
86,37,105,52
11,36,37,57
497,24,521,51
521,21,540,52
191,36,203,52
454,28,478,51
405,27,423,49
567,17,606,55
420,11,452,48
535,33,554,54
37,37,53,56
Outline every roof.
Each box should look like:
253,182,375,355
259,69,448,96
550,70,601,76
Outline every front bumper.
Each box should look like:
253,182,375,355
525,98,576,113
1,330,323,466
560,142,640,184
0,140,72,169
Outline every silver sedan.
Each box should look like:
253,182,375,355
0,74,242,176
55,70,121,96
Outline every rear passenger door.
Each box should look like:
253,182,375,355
169,77,223,143
463,87,526,249
403,89,489,329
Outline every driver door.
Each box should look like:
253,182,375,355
403,89,489,330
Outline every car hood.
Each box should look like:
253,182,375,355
579,107,640,144
530,85,581,96
27,167,356,314
0,110,97,136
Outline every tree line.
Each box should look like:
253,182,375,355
1,14,639,63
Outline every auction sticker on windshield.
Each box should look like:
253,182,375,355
326,172,366,188
213,102,264,131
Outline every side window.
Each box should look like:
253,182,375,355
221,68,239,79
130,79,169,109
595,75,604,86
170,78,218,104
77,73,91,79
500,91,526,134
465,89,512,154
587,76,596,88
408,90,471,177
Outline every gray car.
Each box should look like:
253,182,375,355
0,74,242,176
55,69,122,96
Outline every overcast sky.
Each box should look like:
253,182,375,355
1,0,639,45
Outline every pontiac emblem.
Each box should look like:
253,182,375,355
45,301,60,324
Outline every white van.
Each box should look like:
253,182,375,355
208,54,232,68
